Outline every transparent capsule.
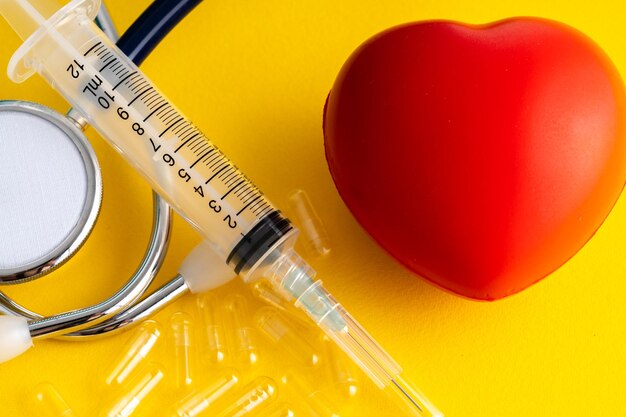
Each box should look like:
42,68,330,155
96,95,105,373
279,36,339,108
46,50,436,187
105,320,162,386
255,307,319,367
213,376,278,417
322,336,359,400
32,382,75,417
250,280,312,330
256,402,296,417
280,370,340,417
287,189,331,258
223,294,258,366
173,370,240,417
196,293,227,365
102,362,165,417
169,312,197,389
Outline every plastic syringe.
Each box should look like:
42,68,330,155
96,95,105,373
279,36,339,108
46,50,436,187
0,0,442,415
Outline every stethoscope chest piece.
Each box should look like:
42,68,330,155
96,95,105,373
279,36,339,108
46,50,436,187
0,101,101,284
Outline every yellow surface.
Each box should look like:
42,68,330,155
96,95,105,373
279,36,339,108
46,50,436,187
1,0,626,416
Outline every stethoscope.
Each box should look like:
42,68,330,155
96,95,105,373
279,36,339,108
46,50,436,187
0,0,208,345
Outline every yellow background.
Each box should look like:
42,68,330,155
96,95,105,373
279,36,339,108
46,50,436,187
1,0,626,416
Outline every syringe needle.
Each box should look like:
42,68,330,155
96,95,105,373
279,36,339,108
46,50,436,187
391,378,424,413
345,323,440,416
266,249,443,417
385,374,444,417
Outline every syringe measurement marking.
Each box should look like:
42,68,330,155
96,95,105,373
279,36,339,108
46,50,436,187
190,141,207,153
179,126,195,142
143,90,159,107
224,174,238,188
258,206,273,218
225,176,240,189
173,123,189,136
176,123,194,139
174,133,200,153
160,109,179,124
237,195,262,216
187,138,204,154
249,197,266,212
204,157,221,171
110,61,122,72
253,200,270,213
219,171,235,185
146,92,165,106
82,41,102,56
190,149,214,169
209,156,228,170
245,192,264,207
128,86,153,106
222,180,245,200
99,56,117,72
145,94,163,109
192,145,210,159
242,184,263,199
132,81,150,96
206,165,228,184
130,78,148,93
127,76,144,91
205,153,221,167
226,174,241,187
237,187,256,203
175,124,194,140
159,117,184,137
78,42,273,229
158,107,176,122
93,47,105,57
112,71,137,91
237,187,255,201
174,125,195,144
220,169,236,183
253,197,271,212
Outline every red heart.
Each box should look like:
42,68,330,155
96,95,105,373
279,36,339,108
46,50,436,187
323,18,626,300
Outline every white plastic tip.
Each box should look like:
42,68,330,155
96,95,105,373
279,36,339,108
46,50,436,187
0,0,61,41
0,315,33,363
179,241,237,293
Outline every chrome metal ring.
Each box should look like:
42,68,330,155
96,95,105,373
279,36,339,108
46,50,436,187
0,101,102,284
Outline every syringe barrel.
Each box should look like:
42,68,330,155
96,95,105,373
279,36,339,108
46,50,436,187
3,0,295,279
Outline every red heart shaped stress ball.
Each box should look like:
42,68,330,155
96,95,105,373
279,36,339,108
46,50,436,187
323,18,626,300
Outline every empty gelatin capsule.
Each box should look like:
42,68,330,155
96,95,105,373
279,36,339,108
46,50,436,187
256,402,297,417
32,382,75,417
250,280,312,330
196,293,227,365
322,336,359,399
170,312,197,389
287,189,331,257
280,370,340,417
173,370,240,417
255,307,319,367
105,320,162,386
223,294,258,366
102,362,165,417
213,376,278,417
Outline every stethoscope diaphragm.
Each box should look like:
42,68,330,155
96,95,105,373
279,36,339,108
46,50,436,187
0,100,101,283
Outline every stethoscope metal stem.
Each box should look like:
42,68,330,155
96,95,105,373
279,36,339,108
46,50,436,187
65,275,188,340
